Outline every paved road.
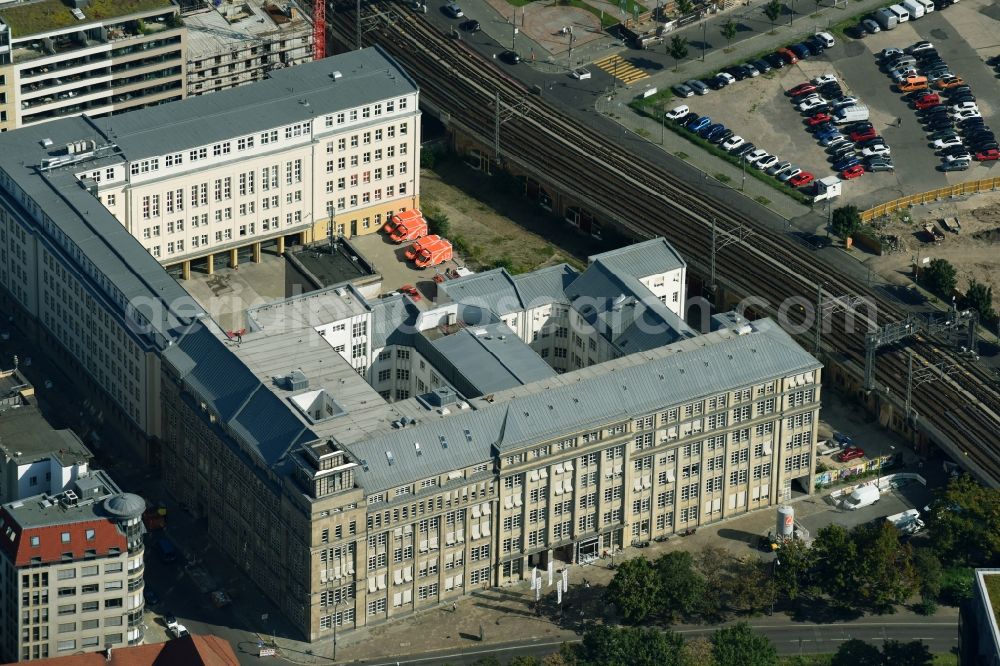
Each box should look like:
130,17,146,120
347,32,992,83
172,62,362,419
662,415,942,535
351,616,958,664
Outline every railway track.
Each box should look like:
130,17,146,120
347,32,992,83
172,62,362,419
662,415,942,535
329,3,1000,484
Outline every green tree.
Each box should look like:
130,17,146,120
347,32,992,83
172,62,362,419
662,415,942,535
696,545,734,620
764,0,783,30
677,0,694,14
922,258,957,298
711,622,777,666
964,278,996,325
852,521,917,611
471,657,501,666
774,537,815,601
811,524,858,606
607,557,661,624
727,556,776,615
831,205,861,238
677,637,715,666
881,639,934,665
928,475,1000,566
831,638,882,666
577,625,681,666
427,212,451,237
669,36,689,71
656,551,705,620
509,657,542,666
913,548,943,608
721,19,738,46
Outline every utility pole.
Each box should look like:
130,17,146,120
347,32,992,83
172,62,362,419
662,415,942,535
740,153,747,191
356,0,362,50
702,21,707,61
568,29,575,69
813,281,824,356
661,110,665,144
710,217,717,293
495,91,501,162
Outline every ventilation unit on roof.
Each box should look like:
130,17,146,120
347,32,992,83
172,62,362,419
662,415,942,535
361,458,369,471
40,138,53,148
439,435,448,449
414,442,422,456
386,451,395,466
285,370,309,391
464,429,472,443
330,71,343,80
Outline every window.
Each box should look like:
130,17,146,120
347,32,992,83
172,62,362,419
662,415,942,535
367,598,387,615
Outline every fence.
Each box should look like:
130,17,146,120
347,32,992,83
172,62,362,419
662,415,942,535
860,176,1000,223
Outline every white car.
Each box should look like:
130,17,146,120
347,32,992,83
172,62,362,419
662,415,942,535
832,97,860,109
722,135,745,151
820,134,846,147
665,105,689,120
812,74,838,86
945,152,972,163
716,72,736,86
797,97,827,112
756,155,780,170
891,68,918,82
169,623,189,639
933,136,963,149
862,145,891,157
767,160,792,176
862,18,880,33
745,149,769,165
570,68,592,80
907,41,934,54
880,47,905,60
777,167,802,183
953,109,982,121
950,102,979,113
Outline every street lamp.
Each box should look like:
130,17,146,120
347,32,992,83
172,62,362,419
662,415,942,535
333,599,340,661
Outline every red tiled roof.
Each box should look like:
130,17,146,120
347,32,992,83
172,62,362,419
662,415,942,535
0,507,126,567
1,634,240,666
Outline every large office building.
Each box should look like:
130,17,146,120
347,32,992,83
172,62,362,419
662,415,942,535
183,0,314,97
0,0,186,132
0,45,821,643
0,470,146,662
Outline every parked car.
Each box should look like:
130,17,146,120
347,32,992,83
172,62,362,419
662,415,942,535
777,47,798,64
940,160,969,171
976,148,1000,161
752,58,772,74
927,117,955,131
954,109,983,122
764,52,786,69
704,125,728,141
443,2,464,17
945,152,973,163
819,83,844,98
789,43,811,60
951,101,979,113
766,160,792,176
862,144,891,157
789,171,815,187
880,47,905,61
722,135,746,151
833,155,862,171
866,158,895,172
907,40,935,54
672,83,695,98
711,129,734,144
689,116,712,132
804,36,826,55
725,65,749,81
716,72,736,86
756,155,780,170
830,145,857,161
808,112,833,127
847,23,867,39
789,82,817,97
745,148,770,165
841,164,866,179
935,75,965,89
933,136,963,149
665,105,690,120
798,97,828,112
777,167,802,183
499,50,521,64
743,63,761,77
914,95,940,110
460,18,481,31
733,142,757,158
699,122,725,138
679,112,699,127
862,18,881,33
851,127,878,142
821,134,847,147
838,446,866,462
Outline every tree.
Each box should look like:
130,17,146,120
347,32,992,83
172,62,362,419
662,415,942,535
852,521,917,611
576,625,681,666
720,19,737,46
964,278,996,325
696,545,734,620
764,0,783,30
831,205,861,238
774,537,815,601
607,557,661,624
711,622,777,666
831,638,882,666
927,475,1000,566
881,639,934,666
471,658,501,666
509,658,542,666
677,637,715,666
656,551,705,620
427,211,451,237
727,556,776,615
922,258,957,298
669,36,689,71
811,524,858,605
677,0,694,14
913,548,943,605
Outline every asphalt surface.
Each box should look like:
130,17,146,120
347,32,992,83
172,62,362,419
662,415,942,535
352,616,959,664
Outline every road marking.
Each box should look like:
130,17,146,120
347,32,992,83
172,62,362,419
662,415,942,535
592,54,648,84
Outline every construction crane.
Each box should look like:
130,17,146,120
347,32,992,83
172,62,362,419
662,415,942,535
313,0,325,59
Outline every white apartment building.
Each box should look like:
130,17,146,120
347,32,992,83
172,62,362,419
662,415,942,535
0,0,185,132
0,470,146,662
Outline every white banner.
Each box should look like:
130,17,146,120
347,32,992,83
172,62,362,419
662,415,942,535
556,578,563,604
548,560,553,587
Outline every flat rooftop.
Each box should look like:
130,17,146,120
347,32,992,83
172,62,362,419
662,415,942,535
289,243,375,290
247,282,371,333
3,469,120,529
0,404,91,467
0,0,174,37
184,0,310,59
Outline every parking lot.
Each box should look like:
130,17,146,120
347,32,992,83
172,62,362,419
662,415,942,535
668,0,1000,208
350,230,464,305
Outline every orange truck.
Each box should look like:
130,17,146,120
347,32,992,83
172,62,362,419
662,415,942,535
404,234,441,261
384,209,427,243
414,238,453,269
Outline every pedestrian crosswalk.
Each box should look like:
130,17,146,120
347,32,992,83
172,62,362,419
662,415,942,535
592,54,649,84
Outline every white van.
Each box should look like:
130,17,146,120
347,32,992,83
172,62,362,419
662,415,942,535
874,7,897,29
902,0,924,18
844,485,881,510
815,31,836,48
917,0,934,12
889,4,910,22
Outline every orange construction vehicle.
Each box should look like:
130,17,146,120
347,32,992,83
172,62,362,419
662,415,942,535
404,234,441,261
414,238,453,269
384,209,427,243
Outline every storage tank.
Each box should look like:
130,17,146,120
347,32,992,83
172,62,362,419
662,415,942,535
777,505,795,539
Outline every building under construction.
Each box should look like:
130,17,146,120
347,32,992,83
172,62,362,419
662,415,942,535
182,0,314,97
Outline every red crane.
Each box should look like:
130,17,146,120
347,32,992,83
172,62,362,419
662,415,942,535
313,0,326,59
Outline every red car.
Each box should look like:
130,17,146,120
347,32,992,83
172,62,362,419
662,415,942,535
807,112,832,126
789,82,816,97
399,284,422,301
914,94,940,110
976,148,1000,161
841,164,865,179
838,446,866,462
789,171,814,187
850,128,877,142
777,47,799,65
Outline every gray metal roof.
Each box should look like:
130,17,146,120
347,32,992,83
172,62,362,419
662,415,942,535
247,282,371,333
370,294,420,349
511,264,578,308
588,237,686,279
339,317,819,491
439,268,523,315
427,322,556,396
106,46,418,161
